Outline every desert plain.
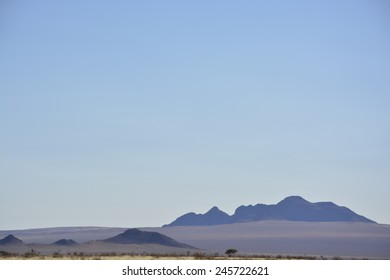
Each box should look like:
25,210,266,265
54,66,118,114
1,221,389,259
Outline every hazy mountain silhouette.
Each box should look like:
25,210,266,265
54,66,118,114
164,196,375,226
52,239,78,246
102,228,195,248
167,206,230,226
0,234,23,245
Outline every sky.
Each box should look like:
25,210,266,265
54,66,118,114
1,0,389,230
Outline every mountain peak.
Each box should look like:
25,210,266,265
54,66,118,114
277,196,310,205
206,206,222,214
164,206,230,227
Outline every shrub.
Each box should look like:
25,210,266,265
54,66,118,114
225,249,238,257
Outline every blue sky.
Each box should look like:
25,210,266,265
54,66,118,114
1,0,389,229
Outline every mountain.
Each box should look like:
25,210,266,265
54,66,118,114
164,196,375,226
165,206,230,226
52,239,78,246
102,228,195,248
0,234,23,245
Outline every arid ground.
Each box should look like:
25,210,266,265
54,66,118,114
1,221,389,259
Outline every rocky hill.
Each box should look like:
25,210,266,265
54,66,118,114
102,228,195,248
51,239,78,246
0,234,23,245
164,196,375,226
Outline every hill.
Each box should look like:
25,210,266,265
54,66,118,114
164,196,375,226
51,239,78,246
102,228,195,248
0,234,23,245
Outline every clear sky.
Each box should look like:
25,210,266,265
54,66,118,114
1,0,389,230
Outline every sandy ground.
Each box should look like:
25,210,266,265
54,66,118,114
146,221,390,259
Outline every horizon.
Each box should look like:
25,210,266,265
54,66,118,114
0,195,384,231
1,0,389,230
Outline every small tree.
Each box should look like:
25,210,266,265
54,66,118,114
225,248,237,257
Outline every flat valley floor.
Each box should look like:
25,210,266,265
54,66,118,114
1,221,390,259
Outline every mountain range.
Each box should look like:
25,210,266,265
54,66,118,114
164,196,375,226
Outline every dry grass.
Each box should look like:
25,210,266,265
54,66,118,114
0,250,320,260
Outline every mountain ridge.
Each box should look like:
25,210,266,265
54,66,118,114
164,196,375,226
